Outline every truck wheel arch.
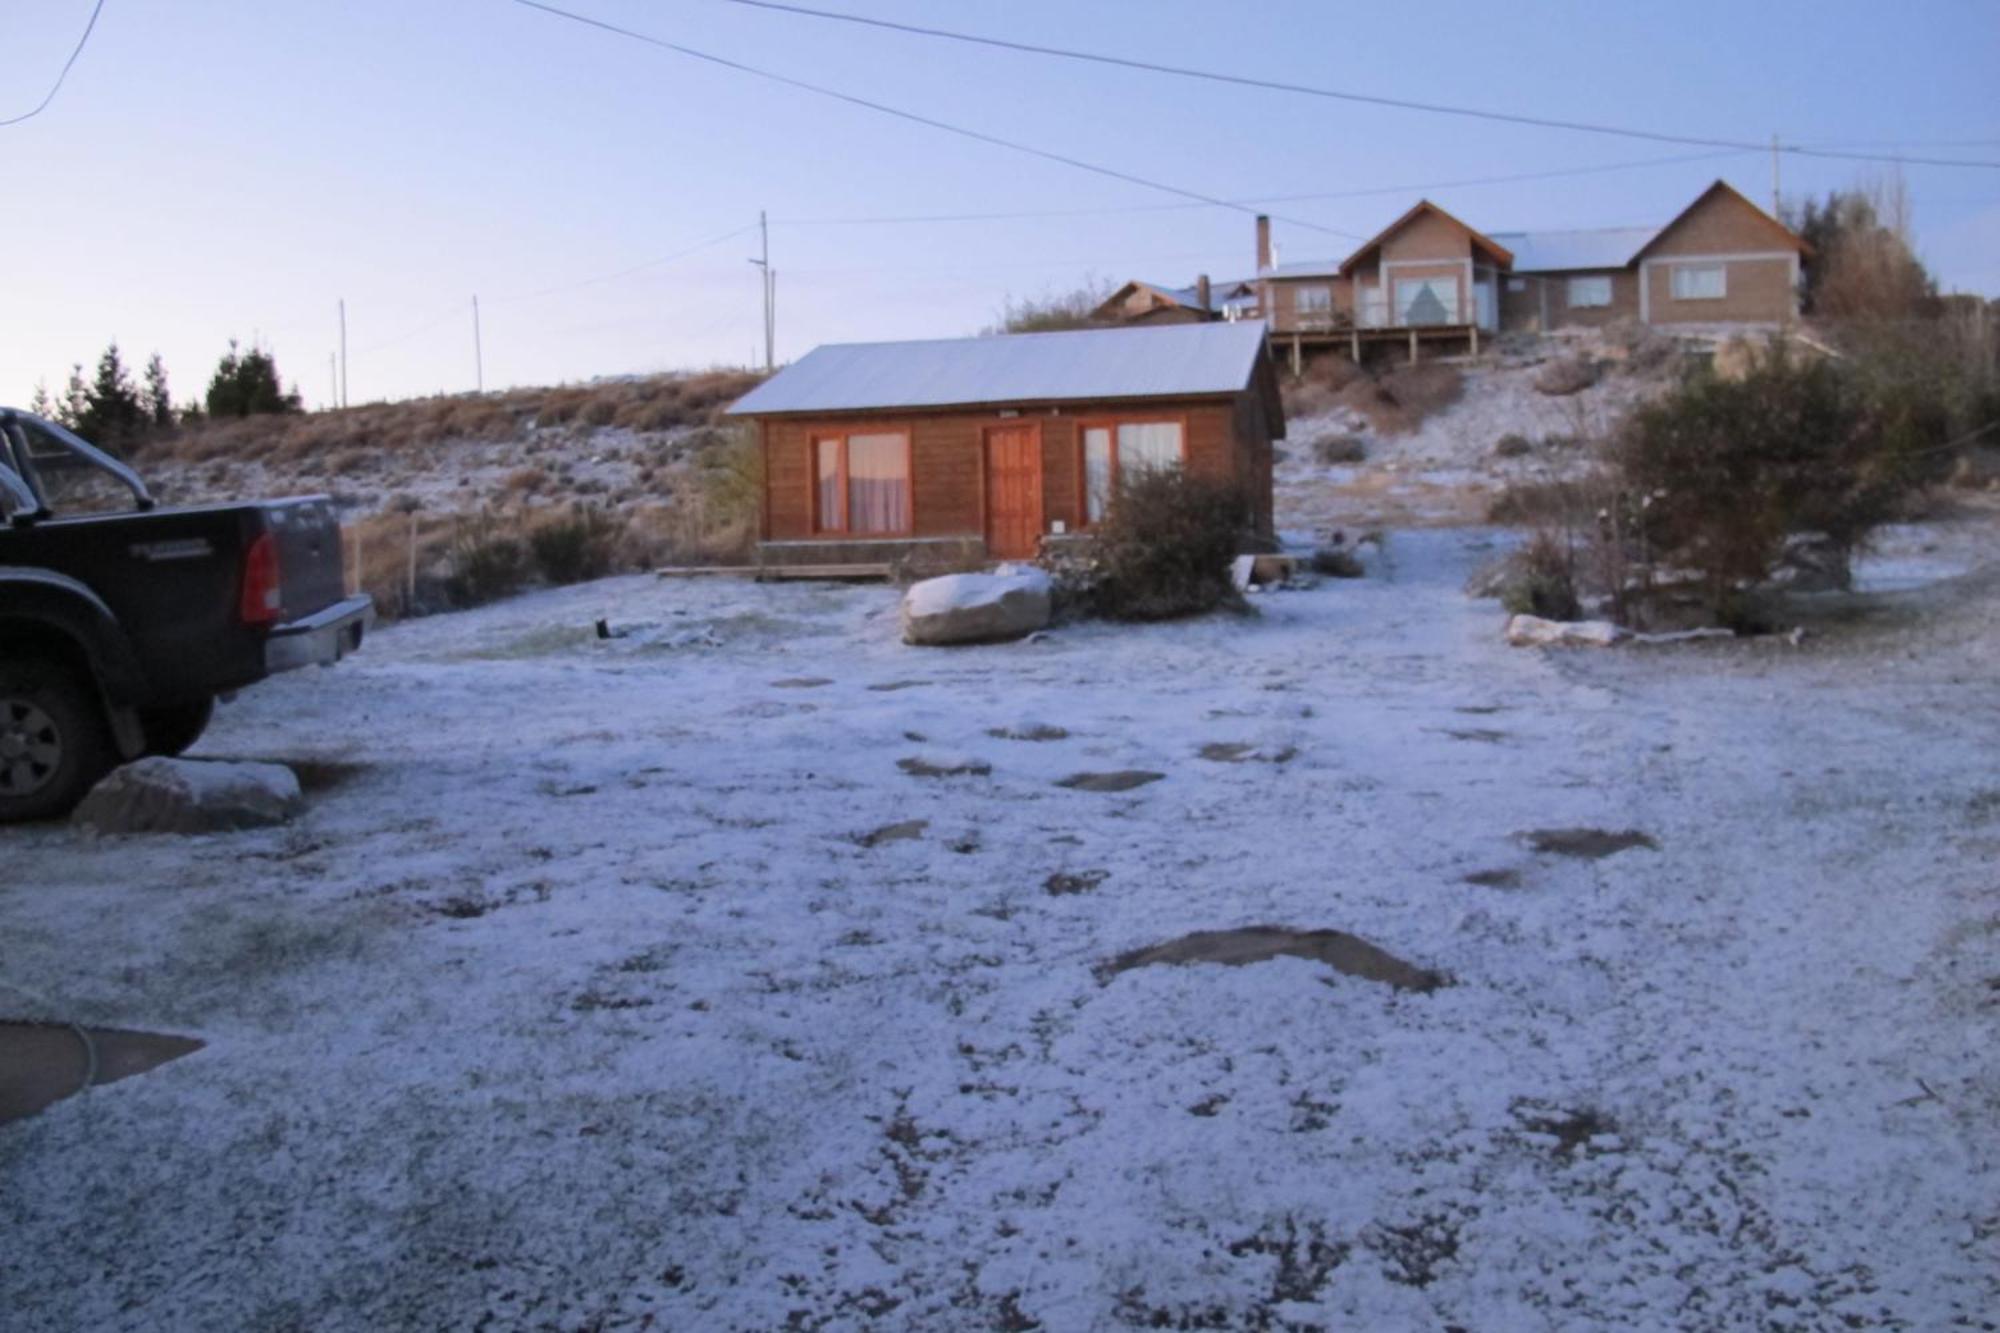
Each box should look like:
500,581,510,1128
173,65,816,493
0,568,151,704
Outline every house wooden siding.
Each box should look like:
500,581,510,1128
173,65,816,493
758,394,1274,564
1500,269,1642,332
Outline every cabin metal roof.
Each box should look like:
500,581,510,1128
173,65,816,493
728,321,1274,416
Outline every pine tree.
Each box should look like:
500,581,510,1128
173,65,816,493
79,342,148,448
206,339,303,418
142,352,174,429
60,364,89,429
27,380,56,419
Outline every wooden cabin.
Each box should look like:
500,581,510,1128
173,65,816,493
727,322,1284,573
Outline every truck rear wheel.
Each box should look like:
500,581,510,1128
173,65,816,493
140,697,215,758
0,658,114,823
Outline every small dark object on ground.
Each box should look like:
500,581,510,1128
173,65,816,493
1514,1102,1618,1155
1313,433,1368,465
1310,547,1365,578
1098,925,1445,992
1492,433,1534,458
1524,828,1658,858
1057,770,1163,792
857,819,928,847
1463,868,1522,889
1045,869,1109,896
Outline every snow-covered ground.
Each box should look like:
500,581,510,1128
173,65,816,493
2,526,1997,1330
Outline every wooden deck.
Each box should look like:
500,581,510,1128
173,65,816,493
1269,322,1489,370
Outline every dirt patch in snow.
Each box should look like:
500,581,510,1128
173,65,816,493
1057,770,1164,792
1523,828,1659,859
1099,926,1445,992
0,1022,204,1124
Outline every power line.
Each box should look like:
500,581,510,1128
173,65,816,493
1,0,108,128
775,149,1751,227
504,0,1365,240
714,0,2000,171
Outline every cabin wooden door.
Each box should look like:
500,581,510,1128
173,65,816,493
983,425,1042,560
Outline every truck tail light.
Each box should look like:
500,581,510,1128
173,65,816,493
240,532,283,625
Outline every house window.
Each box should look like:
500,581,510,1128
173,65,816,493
1081,419,1185,524
1670,264,1727,301
1296,286,1332,314
1506,277,1528,293
813,430,911,534
1567,275,1613,308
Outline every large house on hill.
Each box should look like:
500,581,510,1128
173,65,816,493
1103,180,1809,362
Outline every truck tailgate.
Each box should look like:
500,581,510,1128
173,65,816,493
263,497,348,619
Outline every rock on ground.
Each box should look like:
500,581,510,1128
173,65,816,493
72,757,303,835
901,567,1051,646
1504,613,1627,648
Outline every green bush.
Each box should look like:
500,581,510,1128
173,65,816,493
444,511,528,608
1614,344,1939,616
529,505,623,585
1081,467,1250,621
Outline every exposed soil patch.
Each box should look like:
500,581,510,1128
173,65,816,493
856,820,928,847
1463,868,1523,889
1441,728,1508,744
1098,926,1445,992
866,680,930,692
771,677,834,689
1198,742,1298,764
0,1021,204,1124
1044,869,1109,897
1057,770,1164,792
988,723,1069,742
1523,828,1658,859
898,756,992,779
1513,1101,1619,1155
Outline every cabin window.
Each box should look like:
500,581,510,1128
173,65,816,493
1295,285,1332,313
1081,419,1186,524
812,430,911,534
1671,264,1727,300
1567,275,1613,308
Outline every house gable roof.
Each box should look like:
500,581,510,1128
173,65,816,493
1484,225,1661,273
1631,179,1809,261
727,321,1282,434
1337,199,1515,276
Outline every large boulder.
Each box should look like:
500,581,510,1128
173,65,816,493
901,566,1052,646
73,757,303,835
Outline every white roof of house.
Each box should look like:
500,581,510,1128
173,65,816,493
1477,226,1659,273
728,321,1272,416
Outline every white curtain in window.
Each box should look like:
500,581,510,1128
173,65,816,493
1395,277,1458,325
1084,426,1113,523
1671,265,1727,300
814,438,841,531
1117,421,1183,473
845,432,909,533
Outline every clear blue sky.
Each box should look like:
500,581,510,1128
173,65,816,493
4,0,1996,409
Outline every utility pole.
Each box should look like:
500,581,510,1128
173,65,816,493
1771,132,1782,218
749,210,774,370
472,295,484,393
338,298,349,409
329,353,338,411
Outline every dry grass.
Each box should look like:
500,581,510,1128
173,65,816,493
133,368,765,466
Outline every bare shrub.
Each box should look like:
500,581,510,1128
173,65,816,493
988,277,1115,334
444,510,529,608
1312,433,1367,464
1492,433,1533,458
1078,468,1250,621
529,504,624,585
1495,531,1581,620
1535,356,1598,396
1333,363,1463,434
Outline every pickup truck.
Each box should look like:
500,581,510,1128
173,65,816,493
0,408,372,821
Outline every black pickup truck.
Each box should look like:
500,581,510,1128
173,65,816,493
0,408,372,821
